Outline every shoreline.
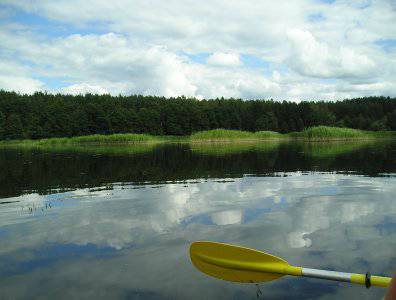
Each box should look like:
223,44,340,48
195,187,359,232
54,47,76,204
0,126,395,147
1,136,394,147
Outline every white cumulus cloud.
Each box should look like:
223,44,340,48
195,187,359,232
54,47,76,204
0,0,395,100
0,75,44,94
60,83,109,95
207,52,241,67
286,29,376,78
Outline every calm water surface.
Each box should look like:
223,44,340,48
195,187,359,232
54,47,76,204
0,141,395,299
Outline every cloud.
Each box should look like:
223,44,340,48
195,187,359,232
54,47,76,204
60,83,109,95
1,29,283,99
0,174,394,299
0,59,44,94
0,0,395,100
210,210,242,225
0,75,43,94
286,29,376,78
207,52,241,67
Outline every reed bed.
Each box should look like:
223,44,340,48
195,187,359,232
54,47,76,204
190,129,255,141
0,126,394,147
290,126,395,140
10,133,159,145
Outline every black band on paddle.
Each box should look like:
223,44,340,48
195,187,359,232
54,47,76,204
365,272,371,289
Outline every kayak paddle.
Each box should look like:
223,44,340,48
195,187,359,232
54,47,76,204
190,241,391,288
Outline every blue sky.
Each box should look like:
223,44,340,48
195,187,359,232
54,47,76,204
0,0,395,100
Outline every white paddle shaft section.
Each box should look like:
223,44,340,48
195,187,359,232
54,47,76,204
302,268,351,283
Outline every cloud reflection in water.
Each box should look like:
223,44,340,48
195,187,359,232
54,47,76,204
0,172,395,299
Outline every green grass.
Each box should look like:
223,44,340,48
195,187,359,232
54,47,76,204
189,129,283,141
0,126,394,148
289,126,396,140
290,126,364,139
190,129,255,141
254,131,283,139
1,133,161,146
190,127,390,141
190,127,395,142
1,143,158,155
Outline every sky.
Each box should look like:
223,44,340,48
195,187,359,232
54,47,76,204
0,0,395,101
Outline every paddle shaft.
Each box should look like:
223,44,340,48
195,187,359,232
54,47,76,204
301,268,391,288
197,252,391,288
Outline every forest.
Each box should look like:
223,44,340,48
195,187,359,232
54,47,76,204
0,90,395,140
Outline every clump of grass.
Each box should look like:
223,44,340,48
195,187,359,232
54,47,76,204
67,133,157,144
190,129,255,141
254,131,283,139
1,133,160,146
290,126,370,140
190,129,284,142
1,126,394,148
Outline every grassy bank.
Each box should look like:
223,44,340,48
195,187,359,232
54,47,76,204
0,133,163,146
0,126,394,147
190,127,395,141
190,129,282,141
289,126,395,140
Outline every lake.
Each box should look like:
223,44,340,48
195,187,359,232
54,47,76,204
0,140,395,299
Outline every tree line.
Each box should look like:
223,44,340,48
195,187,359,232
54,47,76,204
0,90,395,140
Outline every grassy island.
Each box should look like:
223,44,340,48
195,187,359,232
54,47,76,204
190,129,282,141
1,126,394,147
289,126,396,140
190,127,395,141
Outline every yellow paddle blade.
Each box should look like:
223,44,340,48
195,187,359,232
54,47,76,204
190,241,290,283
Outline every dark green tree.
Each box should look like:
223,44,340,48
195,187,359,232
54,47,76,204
370,117,388,131
5,113,24,140
0,111,5,139
387,110,396,130
255,112,278,131
0,90,395,140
